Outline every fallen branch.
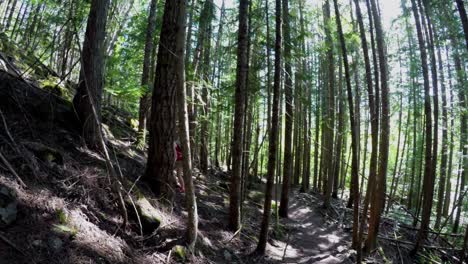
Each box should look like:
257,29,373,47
366,233,462,251
282,232,291,261
0,151,27,188
165,249,172,264
227,226,242,243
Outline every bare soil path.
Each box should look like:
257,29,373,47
266,191,353,264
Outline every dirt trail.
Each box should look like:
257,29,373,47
266,191,352,264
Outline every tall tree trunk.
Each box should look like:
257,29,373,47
434,40,449,230
333,0,360,251
366,0,390,252
333,58,344,199
322,0,335,210
353,0,377,257
228,0,249,231
410,0,434,252
444,49,455,217
422,0,440,228
199,0,214,174
279,0,294,218
137,0,159,147
172,0,197,249
256,0,281,254
313,82,321,192
143,0,187,200
73,0,110,150
452,47,467,233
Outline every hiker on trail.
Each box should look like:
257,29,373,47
174,141,185,193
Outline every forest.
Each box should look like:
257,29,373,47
0,0,467,263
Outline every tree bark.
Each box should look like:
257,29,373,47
199,0,215,174
278,0,294,218
143,0,187,200
333,0,360,251
410,0,434,253
256,0,281,254
73,0,110,150
366,0,390,253
353,0,377,257
229,0,249,231
174,0,197,249
434,40,448,230
321,0,336,210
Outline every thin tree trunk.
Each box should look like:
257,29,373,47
444,49,455,217
410,0,434,252
278,0,294,218
353,0,377,257
333,57,344,200
256,0,281,254
366,0,390,252
387,94,403,213
228,0,249,232
137,0,159,147
322,0,335,210
199,0,214,174
173,0,197,249
434,39,449,230
333,0,360,251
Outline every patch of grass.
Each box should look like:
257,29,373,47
173,245,187,261
54,209,78,239
56,209,68,224
53,224,78,239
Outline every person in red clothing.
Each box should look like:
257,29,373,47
174,141,185,193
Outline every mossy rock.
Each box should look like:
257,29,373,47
39,77,71,100
173,245,187,262
53,209,78,239
52,224,78,240
125,186,162,234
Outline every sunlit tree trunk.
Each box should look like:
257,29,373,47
434,39,449,230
